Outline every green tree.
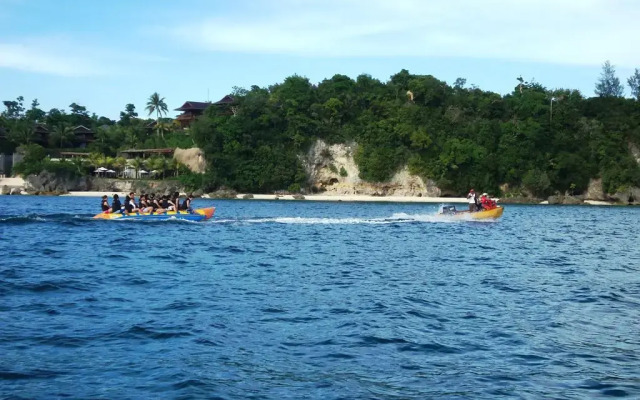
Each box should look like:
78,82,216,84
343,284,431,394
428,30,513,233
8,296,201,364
595,60,624,98
6,121,35,145
2,96,25,119
49,125,75,148
25,99,46,122
119,103,138,126
113,156,127,178
131,157,144,179
145,93,169,137
628,68,640,100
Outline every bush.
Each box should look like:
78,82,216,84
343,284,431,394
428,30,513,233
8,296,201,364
287,183,301,193
339,166,348,177
522,169,551,197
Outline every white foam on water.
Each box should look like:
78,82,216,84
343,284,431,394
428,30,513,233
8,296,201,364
213,212,497,225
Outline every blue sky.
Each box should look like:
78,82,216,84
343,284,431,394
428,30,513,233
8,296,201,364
1,0,639,119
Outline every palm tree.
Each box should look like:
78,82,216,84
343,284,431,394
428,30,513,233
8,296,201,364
154,156,168,179
71,157,88,175
145,92,169,138
131,157,144,179
113,156,127,178
88,152,103,168
50,125,75,148
168,157,179,177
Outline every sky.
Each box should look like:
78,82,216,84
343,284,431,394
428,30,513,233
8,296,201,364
1,0,640,120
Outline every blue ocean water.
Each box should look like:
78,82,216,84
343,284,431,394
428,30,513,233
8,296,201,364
1,196,639,399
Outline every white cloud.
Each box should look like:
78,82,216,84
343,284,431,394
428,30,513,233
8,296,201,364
170,0,640,67
0,40,109,77
0,37,169,77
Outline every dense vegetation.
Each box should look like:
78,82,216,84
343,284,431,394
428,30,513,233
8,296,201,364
3,64,640,196
190,65,640,195
0,94,192,178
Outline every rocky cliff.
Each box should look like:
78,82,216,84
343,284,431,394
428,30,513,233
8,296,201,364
174,147,206,174
302,140,441,197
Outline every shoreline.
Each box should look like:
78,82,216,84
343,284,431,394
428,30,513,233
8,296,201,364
58,191,618,206
0,178,621,205
60,191,469,203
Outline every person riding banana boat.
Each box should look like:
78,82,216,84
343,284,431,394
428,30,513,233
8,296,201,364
95,192,214,221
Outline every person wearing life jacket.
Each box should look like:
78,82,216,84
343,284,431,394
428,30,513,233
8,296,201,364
124,192,139,214
481,193,497,210
467,189,476,212
111,194,122,214
180,194,194,213
101,195,110,213
139,194,154,214
171,192,180,212
155,195,174,214
149,193,160,213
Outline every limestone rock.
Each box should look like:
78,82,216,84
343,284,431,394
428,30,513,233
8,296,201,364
499,196,540,204
610,186,640,204
9,187,22,195
26,171,89,193
562,196,583,205
174,148,206,174
292,194,305,200
302,140,441,197
548,195,564,205
1,185,9,195
630,142,640,165
585,178,606,201
207,188,238,199
242,194,254,199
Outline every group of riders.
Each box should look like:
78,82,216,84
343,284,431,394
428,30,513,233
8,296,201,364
467,189,497,212
101,191,194,215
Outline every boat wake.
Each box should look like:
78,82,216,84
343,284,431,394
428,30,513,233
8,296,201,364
211,212,496,225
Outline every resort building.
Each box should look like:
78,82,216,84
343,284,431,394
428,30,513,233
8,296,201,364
119,148,174,160
174,95,235,128
73,125,94,148
175,101,211,128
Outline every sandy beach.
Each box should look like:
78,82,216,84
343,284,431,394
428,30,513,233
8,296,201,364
2,176,615,205
0,177,26,187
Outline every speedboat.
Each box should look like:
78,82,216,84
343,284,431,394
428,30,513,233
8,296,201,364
438,205,504,220
93,207,215,221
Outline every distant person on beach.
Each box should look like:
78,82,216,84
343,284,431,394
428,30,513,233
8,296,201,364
467,189,476,212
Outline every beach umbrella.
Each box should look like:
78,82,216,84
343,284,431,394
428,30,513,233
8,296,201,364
140,170,148,174
94,167,108,172
106,169,115,173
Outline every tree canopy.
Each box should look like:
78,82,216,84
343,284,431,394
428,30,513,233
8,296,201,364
190,69,640,195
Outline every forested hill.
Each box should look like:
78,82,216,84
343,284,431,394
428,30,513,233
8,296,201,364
190,68,640,196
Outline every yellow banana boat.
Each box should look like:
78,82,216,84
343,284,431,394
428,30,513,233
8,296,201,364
93,207,215,221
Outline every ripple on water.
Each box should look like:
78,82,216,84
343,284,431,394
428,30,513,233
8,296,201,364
1,199,640,398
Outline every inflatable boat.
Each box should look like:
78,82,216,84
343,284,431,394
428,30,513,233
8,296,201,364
438,205,504,220
93,207,215,221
